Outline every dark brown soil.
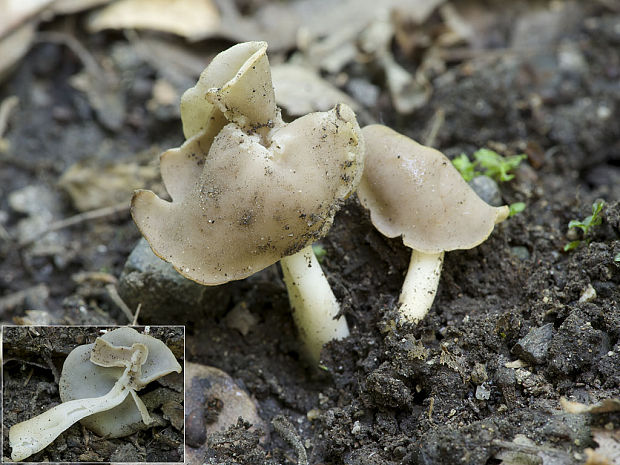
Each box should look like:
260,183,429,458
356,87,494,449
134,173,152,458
0,1,618,464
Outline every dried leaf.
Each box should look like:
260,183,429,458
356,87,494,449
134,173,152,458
50,0,113,14
505,359,529,369
0,0,53,38
585,429,620,465
70,69,125,131
13,309,54,326
59,161,159,212
0,23,36,83
560,397,620,415
271,64,359,116
88,0,220,41
495,435,541,465
295,0,444,44
359,15,431,113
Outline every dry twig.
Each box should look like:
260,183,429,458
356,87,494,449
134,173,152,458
272,416,308,465
18,202,129,248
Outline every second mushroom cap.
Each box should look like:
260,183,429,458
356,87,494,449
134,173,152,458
358,124,508,253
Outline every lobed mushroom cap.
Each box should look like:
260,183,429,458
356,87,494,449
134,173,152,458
132,103,364,285
180,40,276,140
358,124,508,254
59,327,181,438
133,41,364,285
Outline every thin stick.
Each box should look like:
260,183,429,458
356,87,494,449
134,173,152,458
423,108,444,147
36,32,101,75
132,303,142,326
491,439,565,455
271,416,308,465
19,202,129,248
0,95,19,137
23,368,34,387
105,284,134,323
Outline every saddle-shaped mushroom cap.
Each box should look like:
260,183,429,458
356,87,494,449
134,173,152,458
9,328,181,461
131,41,364,286
359,124,508,253
180,41,276,139
358,125,508,323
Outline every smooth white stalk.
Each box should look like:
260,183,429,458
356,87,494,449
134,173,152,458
398,250,445,323
10,345,147,462
280,245,349,364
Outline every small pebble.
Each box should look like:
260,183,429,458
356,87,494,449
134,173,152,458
510,246,530,260
475,384,491,400
468,175,502,206
512,323,553,365
578,284,596,303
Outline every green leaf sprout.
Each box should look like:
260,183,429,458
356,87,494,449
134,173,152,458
312,244,327,263
564,200,605,252
452,148,526,183
509,202,526,217
452,154,479,182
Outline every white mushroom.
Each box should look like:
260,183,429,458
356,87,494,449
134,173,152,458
9,328,181,461
131,42,365,363
358,124,509,323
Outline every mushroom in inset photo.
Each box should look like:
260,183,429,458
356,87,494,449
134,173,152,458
4,326,183,462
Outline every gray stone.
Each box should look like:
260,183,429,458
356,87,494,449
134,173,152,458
510,246,530,260
512,323,553,365
539,413,590,446
548,312,610,375
346,78,380,107
118,238,231,323
9,185,70,258
468,175,502,206
475,384,491,401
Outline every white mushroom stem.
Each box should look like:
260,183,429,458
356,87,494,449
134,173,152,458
398,250,445,323
10,345,147,462
280,245,349,364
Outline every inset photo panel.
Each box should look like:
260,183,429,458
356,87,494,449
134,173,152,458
2,325,184,463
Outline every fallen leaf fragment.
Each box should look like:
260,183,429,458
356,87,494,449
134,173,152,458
88,0,220,41
50,0,113,14
585,429,620,465
0,0,53,38
0,23,37,83
271,64,359,116
59,161,159,212
560,397,620,415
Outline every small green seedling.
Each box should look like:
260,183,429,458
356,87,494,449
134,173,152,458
452,148,526,182
564,200,605,251
452,154,479,182
614,252,620,263
312,244,327,263
474,149,526,182
509,202,526,217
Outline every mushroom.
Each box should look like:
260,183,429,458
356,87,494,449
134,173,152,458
131,42,364,363
357,125,509,323
9,327,181,461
